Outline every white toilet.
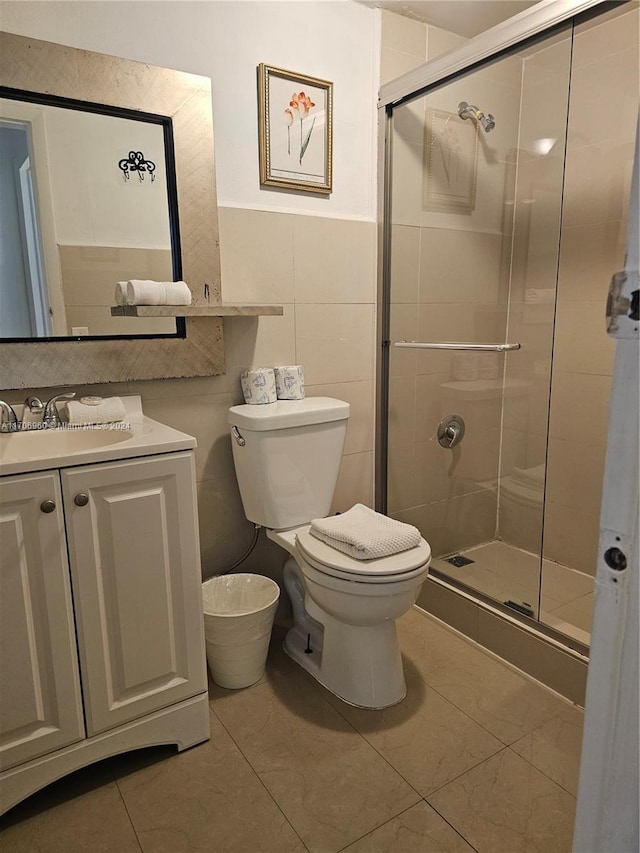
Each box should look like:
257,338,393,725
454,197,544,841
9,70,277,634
228,397,431,709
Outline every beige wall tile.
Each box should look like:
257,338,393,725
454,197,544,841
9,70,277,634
546,437,606,517
425,24,466,60
332,450,374,512
382,9,426,57
305,379,374,454
553,300,616,376
292,217,376,304
142,391,236,483
418,229,503,304
557,221,627,303
391,136,424,227
387,441,423,514
295,304,375,384
573,4,639,66
499,492,544,556
544,499,600,577
567,45,639,151
197,473,251,576
549,371,611,445
223,305,296,374
562,140,635,228
390,224,420,304
393,489,497,558
388,374,416,449
380,48,426,87
218,207,294,303
389,303,419,378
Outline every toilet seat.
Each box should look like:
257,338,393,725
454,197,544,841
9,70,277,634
295,528,431,584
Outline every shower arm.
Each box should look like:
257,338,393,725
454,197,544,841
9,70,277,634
393,341,521,352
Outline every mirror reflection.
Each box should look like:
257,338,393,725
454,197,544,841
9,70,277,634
0,95,179,340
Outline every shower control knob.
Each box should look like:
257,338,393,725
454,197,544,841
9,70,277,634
437,415,466,449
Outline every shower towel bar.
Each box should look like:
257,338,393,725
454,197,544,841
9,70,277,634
393,341,521,352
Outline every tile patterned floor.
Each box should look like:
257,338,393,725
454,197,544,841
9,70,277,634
0,608,583,853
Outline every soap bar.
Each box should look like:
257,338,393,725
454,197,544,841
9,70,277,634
80,396,103,406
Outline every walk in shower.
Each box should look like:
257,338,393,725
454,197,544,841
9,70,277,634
379,1,638,650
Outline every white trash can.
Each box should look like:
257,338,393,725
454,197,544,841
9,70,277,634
202,573,280,689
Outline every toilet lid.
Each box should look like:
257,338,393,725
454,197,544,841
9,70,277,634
296,528,431,579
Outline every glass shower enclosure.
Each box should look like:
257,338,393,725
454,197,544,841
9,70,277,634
380,2,638,649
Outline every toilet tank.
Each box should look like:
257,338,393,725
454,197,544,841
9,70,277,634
228,397,350,529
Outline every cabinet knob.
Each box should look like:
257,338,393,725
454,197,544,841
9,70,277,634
74,493,89,507
40,499,56,513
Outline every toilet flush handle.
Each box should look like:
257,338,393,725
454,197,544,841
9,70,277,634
231,425,246,447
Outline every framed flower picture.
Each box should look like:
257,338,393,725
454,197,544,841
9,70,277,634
424,108,478,214
257,63,333,194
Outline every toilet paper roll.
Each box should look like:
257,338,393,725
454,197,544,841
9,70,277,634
240,367,277,404
274,365,305,400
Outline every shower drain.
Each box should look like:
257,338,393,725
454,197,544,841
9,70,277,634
445,554,475,568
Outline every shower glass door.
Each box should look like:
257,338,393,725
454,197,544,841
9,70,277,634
386,28,574,625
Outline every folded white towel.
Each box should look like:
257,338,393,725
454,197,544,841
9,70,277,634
125,280,192,306
64,397,127,426
114,281,128,305
310,503,422,561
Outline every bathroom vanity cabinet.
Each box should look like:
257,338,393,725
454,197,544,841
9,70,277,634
0,449,209,815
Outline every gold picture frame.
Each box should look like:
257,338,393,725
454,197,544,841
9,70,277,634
258,63,333,195
424,108,478,214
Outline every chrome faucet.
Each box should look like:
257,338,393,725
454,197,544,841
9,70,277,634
24,396,44,415
43,392,76,428
0,401,19,433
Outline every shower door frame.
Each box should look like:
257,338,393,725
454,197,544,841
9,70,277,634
376,0,609,512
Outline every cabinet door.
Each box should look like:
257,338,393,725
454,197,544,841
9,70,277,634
0,471,85,771
62,452,206,736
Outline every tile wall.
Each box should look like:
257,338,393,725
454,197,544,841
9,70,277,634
5,208,377,605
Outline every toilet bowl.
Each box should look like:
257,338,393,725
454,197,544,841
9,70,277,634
270,526,430,708
228,397,431,709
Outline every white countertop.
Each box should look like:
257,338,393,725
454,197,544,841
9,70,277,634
0,396,196,477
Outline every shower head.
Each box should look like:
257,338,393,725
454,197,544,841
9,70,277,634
458,101,496,133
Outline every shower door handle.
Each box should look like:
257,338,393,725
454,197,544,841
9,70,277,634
393,341,521,351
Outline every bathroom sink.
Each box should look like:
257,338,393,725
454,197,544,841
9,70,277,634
0,397,196,476
0,427,133,464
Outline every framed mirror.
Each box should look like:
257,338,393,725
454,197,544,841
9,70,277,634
0,90,182,340
0,32,224,388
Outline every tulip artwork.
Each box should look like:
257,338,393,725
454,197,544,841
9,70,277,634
258,64,332,194
287,91,316,165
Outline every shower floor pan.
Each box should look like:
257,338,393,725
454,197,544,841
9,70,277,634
431,540,594,646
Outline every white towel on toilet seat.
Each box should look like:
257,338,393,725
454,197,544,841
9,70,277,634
310,504,421,560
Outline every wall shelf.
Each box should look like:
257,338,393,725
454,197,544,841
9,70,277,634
111,304,283,318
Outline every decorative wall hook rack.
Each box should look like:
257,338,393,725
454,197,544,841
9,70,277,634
118,150,156,182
